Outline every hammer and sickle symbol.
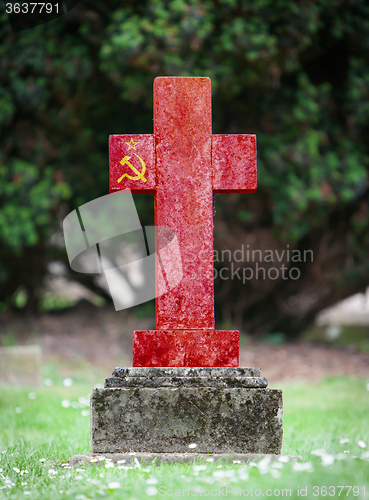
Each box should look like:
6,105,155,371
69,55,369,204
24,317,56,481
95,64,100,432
117,154,147,183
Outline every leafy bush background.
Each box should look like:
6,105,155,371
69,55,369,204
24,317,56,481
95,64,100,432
1,0,369,334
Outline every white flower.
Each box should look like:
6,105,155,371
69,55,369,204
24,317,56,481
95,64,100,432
340,438,349,444
213,470,226,478
13,468,20,473
108,482,120,489
105,463,114,468
277,455,289,463
39,459,46,462
146,487,158,496
358,440,367,449
15,408,22,414
28,392,37,400
48,469,57,475
117,460,126,464
271,468,281,478
44,379,53,387
146,478,158,484
311,448,325,456
89,458,98,463
233,460,240,463
321,455,335,466
193,465,207,471
61,400,70,408
81,410,89,417
206,458,214,463
63,378,73,387
292,462,314,472
271,462,283,469
188,443,197,449
258,456,271,474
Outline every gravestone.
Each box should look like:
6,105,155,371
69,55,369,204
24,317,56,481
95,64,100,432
90,77,283,456
0,345,42,387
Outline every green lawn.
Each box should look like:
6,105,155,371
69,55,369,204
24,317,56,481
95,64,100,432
0,377,368,499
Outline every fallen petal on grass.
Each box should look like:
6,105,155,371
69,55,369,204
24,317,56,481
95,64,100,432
321,455,335,466
63,378,73,387
292,462,314,472
108,482,120,489
146,486,158,496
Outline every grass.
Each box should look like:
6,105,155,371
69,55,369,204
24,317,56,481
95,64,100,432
0,377,368,499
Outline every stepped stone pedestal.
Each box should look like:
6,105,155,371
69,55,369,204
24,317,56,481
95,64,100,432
90,367,283,455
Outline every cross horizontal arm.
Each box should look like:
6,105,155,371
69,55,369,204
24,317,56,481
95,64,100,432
212,134,257,193
109,134,156,193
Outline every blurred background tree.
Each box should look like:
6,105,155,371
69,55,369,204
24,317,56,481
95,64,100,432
1,0,369,336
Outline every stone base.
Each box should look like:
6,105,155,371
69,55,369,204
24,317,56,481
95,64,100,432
71,452,298,467
90,368,283,455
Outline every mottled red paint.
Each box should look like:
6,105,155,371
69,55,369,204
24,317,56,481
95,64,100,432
154,77,214,330
213,135,257,193
133,330,239,367
109,77,257,367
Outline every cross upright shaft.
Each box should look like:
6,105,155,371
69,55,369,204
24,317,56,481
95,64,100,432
155,78,214,330
109,77,257,367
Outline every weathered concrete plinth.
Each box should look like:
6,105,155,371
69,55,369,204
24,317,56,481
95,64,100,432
90,367,283,455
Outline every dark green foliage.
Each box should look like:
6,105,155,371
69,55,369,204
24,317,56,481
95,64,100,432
0,0,369,333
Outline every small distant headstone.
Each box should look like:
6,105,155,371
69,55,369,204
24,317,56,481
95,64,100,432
0,345,42,387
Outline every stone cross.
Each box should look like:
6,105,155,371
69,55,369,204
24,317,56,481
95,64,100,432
109,77,256,367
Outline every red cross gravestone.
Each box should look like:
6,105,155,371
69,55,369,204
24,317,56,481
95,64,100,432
109,77,256,367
